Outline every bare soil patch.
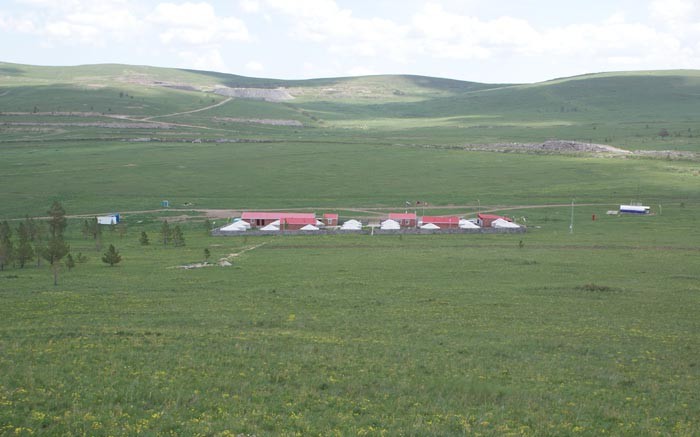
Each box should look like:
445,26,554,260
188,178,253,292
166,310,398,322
447,140,632,155
213,117,303,127
213,87,294,102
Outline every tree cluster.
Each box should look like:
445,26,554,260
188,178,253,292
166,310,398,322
1,202,74,285
1,216,43,271
160,220,185,247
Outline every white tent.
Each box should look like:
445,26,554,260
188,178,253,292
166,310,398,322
420,222,440,230
233,219,251,229
260,224,280,231
315,219,325,226
300,224,320,231
220,223,246,231
380,219,401,230
269,219,281,226
341,221,362,230
459,219,480,229
492,218,520,229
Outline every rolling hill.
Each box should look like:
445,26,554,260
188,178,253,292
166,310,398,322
2,62,699,152
1,62,699,217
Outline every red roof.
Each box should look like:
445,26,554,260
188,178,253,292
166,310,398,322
282,217,317,225
389,213,417,220
422,215,459,225
478,214,511,221
323,213,339,220
241,212,315,220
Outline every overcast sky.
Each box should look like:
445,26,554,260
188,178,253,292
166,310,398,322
1,0,699,83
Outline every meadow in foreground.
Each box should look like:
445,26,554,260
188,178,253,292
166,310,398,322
1,205,698,436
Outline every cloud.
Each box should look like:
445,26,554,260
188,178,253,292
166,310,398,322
245,60,264,72
3,0,142,45
649,0,696,26
178,48,228,72
346,65,378,76
150,2,250,45
263,0,412,61
239,0,260,13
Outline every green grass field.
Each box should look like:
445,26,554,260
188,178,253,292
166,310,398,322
1,63,699,435
2,209,699,436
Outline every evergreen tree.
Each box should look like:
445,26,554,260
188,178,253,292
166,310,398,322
32,219,45,268
139,231,150,246
43,201,69,285
102,244,122,266
204,248,211,262
42,236,69,285
117,222,127,239
172,225,185,247
91,218,102,250
15,222,34,268
47,201,67,238
161,220,171,246
0,221,13,271
65,253,75,271
203,219,212,235
25,216,39,242
81,219,91,239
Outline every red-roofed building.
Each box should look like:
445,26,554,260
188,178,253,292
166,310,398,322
388,212,417,228
281,217,317,230
477,214,511,228
241,212,316,228
421,215,460,229
323,213,339,226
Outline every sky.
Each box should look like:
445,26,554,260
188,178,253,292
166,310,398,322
1,0,699,83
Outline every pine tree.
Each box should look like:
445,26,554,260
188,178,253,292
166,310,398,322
117,222,127,239
42,236,69,285
15,222,34,268
204,248,211,262
172,225,185,247
161,220,171,246
47,200,67,238
0,221,13,271
82,219,91,239
91,218,102,250
65,253,75,270
32,218,45,268
102,244,122,267
203,219,212,235
25,216,39,242
139,231,150,245
43,201,70,285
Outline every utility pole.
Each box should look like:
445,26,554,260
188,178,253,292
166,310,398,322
569,199,575,234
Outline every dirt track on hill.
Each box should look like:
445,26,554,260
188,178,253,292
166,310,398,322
47,203,614,221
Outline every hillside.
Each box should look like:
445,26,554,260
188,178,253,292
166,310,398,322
2,62,699,152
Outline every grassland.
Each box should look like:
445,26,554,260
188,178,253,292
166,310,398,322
2,208,699,436
1,63,700,435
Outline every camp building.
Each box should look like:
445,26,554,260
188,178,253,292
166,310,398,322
388,213,417,228
421,215,460,229
241,212,316,229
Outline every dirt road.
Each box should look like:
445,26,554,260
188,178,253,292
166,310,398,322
41,203,614,222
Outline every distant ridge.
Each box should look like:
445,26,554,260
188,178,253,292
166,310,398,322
2,61,700,154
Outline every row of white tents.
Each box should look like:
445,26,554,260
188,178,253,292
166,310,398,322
220,217,519,232
377,219,519,230
220,220,326,232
